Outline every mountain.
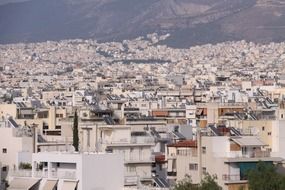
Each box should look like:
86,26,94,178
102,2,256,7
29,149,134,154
1,0,285,47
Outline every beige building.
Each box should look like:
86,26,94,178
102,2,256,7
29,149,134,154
166,134,282,190
0,126,33,170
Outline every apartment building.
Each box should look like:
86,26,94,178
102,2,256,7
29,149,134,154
0,124,33,170
8,152,124,190
166,128,283,190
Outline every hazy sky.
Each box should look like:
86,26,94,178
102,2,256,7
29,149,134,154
0,0,31,5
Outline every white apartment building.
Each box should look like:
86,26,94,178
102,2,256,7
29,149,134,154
78,124,156,187
9,152,124,190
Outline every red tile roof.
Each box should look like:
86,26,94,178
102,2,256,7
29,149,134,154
168,140,197,148
155,154,166,162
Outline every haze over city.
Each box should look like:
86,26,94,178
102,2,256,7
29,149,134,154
1,1,285,190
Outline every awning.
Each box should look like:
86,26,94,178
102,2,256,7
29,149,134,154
61,180,78,190
8,178,40,190
42,180,58,190
231,136,266,147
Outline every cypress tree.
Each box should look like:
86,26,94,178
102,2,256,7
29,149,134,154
73,110,79,152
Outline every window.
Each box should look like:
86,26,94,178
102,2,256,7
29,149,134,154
281,114,284,119
202,167,207,174
268,132,272,136
55,125,61,130
189,163,198,171
262,126,265,131
128,166,136,172
2,148,7,154
202,147,206,154
2,166,7,172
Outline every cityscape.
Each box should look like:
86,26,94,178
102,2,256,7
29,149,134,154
1,1,285,190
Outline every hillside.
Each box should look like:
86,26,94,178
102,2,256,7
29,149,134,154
1,0,285,47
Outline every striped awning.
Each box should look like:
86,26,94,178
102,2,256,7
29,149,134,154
61,180,78,190
42,180,58,190
8,178,40,190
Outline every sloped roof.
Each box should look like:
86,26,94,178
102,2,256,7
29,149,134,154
231,136,266,147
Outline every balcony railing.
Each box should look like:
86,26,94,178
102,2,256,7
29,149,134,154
101,136,155,145
222,174,240,181
237,150,271,158
220,150,271,159
12,169,76,180
51,170,76,180
130,137,155,144
34,170,48,178
222,174,247,182
9,169,32,177
124,176,139,185
125,155,155,163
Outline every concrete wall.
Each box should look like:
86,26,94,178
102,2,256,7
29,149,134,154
82,153,124,190
0,128,33,169
272,120,285,158
201,136,229,190
0,104,17,119
176,149,199,183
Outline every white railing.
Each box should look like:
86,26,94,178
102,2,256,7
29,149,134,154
51,170,76,180
216,150,271,159
222,174,241,181
131,136,155,144
33,170,48,178
101,136,155,145
125,155,155,163
9,169,32,177
124,176,139,185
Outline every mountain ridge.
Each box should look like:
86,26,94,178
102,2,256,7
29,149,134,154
1,0,285,47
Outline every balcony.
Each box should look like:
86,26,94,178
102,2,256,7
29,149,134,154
9,169,32,177
222,174,247,184
50,170,76,180
223,150,271,159
103,136,155,146
124,176,139,186
225,150,282,163
125,155,155,164
130,136,155,145
11,168,77,180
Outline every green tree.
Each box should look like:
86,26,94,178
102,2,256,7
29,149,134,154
173,174,222,190
73,110,79,152
247,161,285,190
199,174,222,190
173,175,199,190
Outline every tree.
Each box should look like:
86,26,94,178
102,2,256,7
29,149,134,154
199,174,222,190
73,110,79,152
173,174,222,190
174,175,199,190
247,161,285,190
